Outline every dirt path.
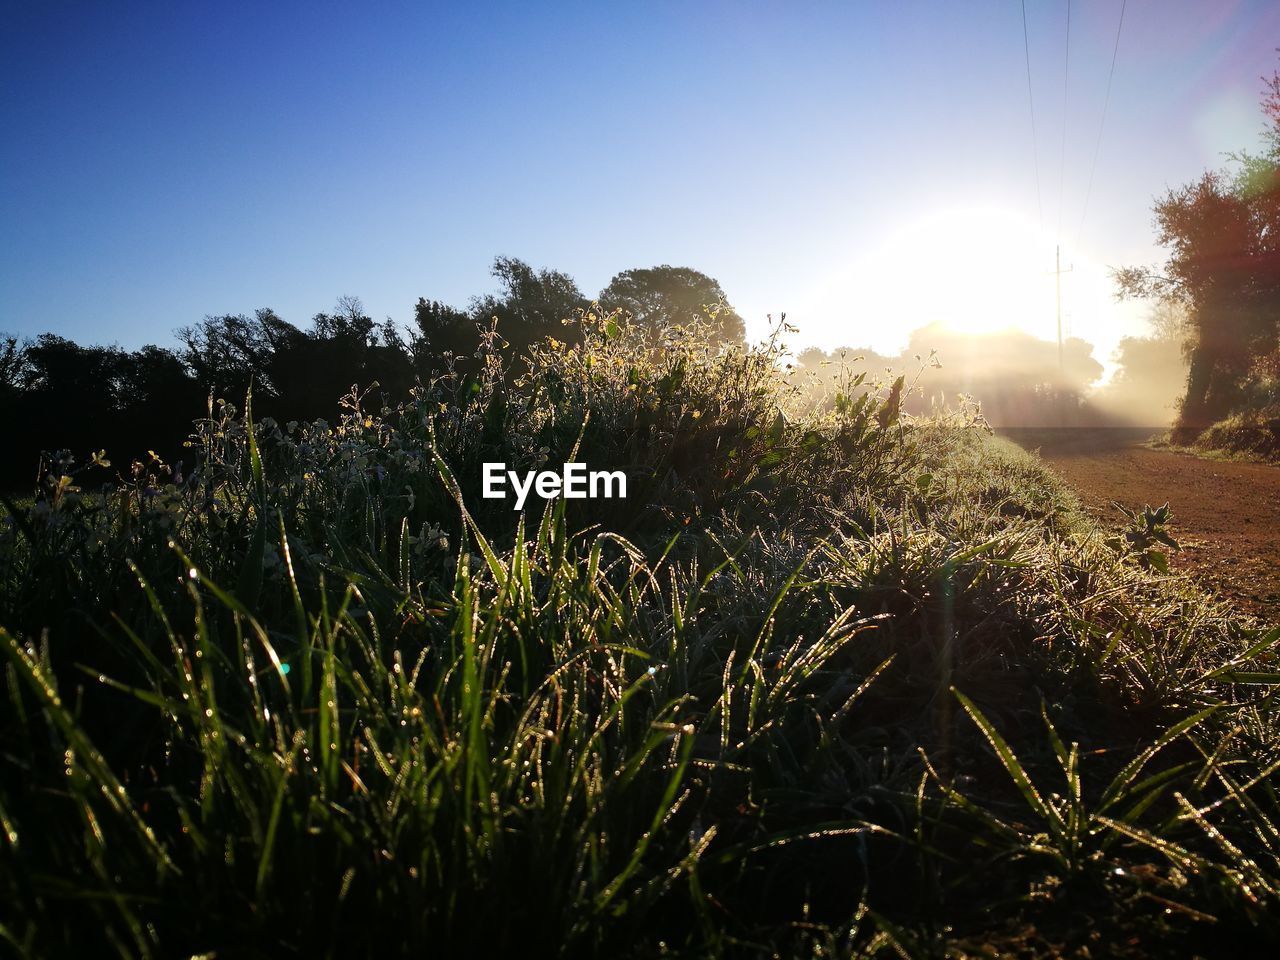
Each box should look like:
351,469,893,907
1001,429,1280,623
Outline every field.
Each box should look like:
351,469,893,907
2,324,1279,958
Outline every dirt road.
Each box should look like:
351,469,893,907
1001,429,1280,622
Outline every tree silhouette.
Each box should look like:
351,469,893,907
176,300,414,421
0,334,28,406
0,336,204,487
0,258,747,489
469,256,588,356
177,308,302,403
296,297,411,417
599,265,744,344
410,298,476,376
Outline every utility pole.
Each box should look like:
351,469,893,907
1051,245,1073,375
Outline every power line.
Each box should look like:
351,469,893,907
1020,0,1121,375
1075,0,1127,252
1020,0,1044,232
1056,0,1072,243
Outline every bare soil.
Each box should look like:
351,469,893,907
1001,428,1280,623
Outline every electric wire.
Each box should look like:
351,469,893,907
1074,0,1127,252
1056,0,1071,243
1020,0,1044,232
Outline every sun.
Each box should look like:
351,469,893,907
865,206,1059,340
788,203,1147,377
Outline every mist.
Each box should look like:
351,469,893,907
794,320,1188,428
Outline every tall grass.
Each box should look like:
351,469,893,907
2,313,1279,956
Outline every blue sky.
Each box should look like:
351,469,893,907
3,0,1279,367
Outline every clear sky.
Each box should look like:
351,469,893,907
4,0,1279,374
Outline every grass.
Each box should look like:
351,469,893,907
1192,404,1280,463
1148,433,1280,466
2,314,1279,957
1149,401,1280,464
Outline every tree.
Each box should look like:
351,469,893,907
469,256,588,355
0,334,29,403
177,299,416,420
287,297,413,418
312,294,376,345
1145,300,1191,345
410,298,476,375
599,265,745,344
1115,68,1280,436
1093,305,1190,427
7,335,126,482
177,308,304,402
116,344,203,415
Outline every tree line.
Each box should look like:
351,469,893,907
0,260,743,490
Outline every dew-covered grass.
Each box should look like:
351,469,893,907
2,318,1278,957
